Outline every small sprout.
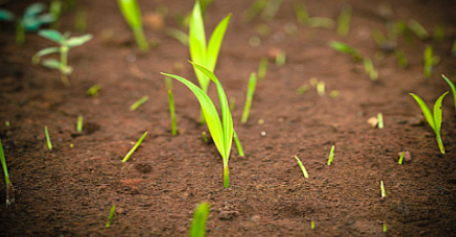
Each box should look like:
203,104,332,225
118,0,149,52
257,57,268,80
5,121,10,128
77,115,83,133
165,28,189,46
189,202,210,237
241,73,257,124
229,98,236,112
294,1,309,25
275,51,286,66
380,180,386,199
337,4,351,36
202,132,209,143
398,151,405,165
243,0,268,22
327,145,335,166
122,131,148,162
410,92,448,154
423,45,434,78
168,90,177,136
233,131,245,157
50,0,62,29
306,17,335,29
294,155,309,179
397,21,413,44
255,23,271,36
44,126,52,151
297,85,309,95
87,84,101,96
106,205,116,228
311,220,315,230
363,58,378,81
408,20,429,40
130,96,149,111
261,0,284,21
329,41,362,62
74,8,87,32
329,90,339,98
317,81,325,96
0,137,15,206
377,113,384,129
433,24,445,42
383,223,387,232
371,29,386,47
395,49,408,68
442,75,456,113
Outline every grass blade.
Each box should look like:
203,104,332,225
442,74,456,113
122,131,148,162
329,41,362,61
294,156,309,179
409,93,435,131
77,115,83,133
44,126,52,151
337,4,351,36
398,151,404,165
168,90,177,136
327,145,335,166
424,45,433,78
241,73,257,124
380,180,386,199
257,57,268,80
118,0,148,52
106,205,116,228
233,130,245,157
0,137,14,205
189,1,208,91
189,202,210,237
377,113,384,129
129,95,149,111
206,14,231,71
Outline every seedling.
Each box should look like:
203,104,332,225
189,202,210,237
410,91,448,154
165,28,189,46
395,49,408,68
106,205,116,228
0,137,14,205
294,156,309,179
241,73,257,124
383,223,387,232
202,132,209,143
337,4,351,36
168,90,177,136
397,21,413,44
75,8,87,32
423,45,433,78
233,131,245,157
77,115,83,133
408,20,429,40
329,90,339,98
243,0,267,22
275,51,286,66
33,30,93,86
327,145,335,166
5,121,10,128
398,151,405,165
293,1,309,25
363,58,378,81
118,0,149,52
329,41,362,62
257,57,268,80
311,220,315,230
377,113,384,129
162,63,240,188
261,0,284,21
433,24,444,42
44,126,52,151
130,96,149,111
380,180,386,199
122,131,148,162
87,84,101,96
442,75,456,113
317,81,325,96
297,85,309,95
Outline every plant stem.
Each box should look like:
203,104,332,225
0,137,10,185
122,131,148,162
44,126,53,151
106,205,116,228
133,27,149,53
77,115,83,133
60,46,70,86
436,134,445,155
15,21,25,45
168,90,177,136
223,165,229,188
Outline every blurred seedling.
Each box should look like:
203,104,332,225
275,51,286,66
294,155,309,179
87,84,101,96
118,0,149,52
423,45,439,78
383,223,387,233
377,113,384,129
122,132,148,162
317,81,325,97
243,0,283,22
337,4,351,36
395,49,408,68
165,28,189,46
327,145,335,166
201,132,209,143
189,202,210,237
0,3,55,44
106,205,116,228
33,29,93,86
293,2,334,29
311,220,315,230
5,121,10,128
329,41,362,62
380,180,386,199
442,75,456,113
396,21,414,44
293,1,309,25
241,73,257,124
296,85,309,95
74,8,87,32
261,0,283,21
0,137,14,206
76,115,83,133
433,24,444,42
50,0,62,29
329,90,339,98
44,126,52,151
408,20,429,40
130,96,149,111
243,0,267,21
166,77,178,136
363,58,378,81
410,91,448,154
398,151,405,165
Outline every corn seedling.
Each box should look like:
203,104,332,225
275,51,286,66
122,131,148,162
243,0,268,22
311,220,315,230
363,58,378,81
408,20,429,40
395,49,408,68
77,115,83,133
380,180,386,199
44,126,52,151
297,85,309,95
317,81,325,96
168,90,177,136
118,0,149,52
423,45,434,78
383,223,387,232
337,4,351,36
377,113,384,129
433,24,444,42
329,41,362,62
294,156,309,179
258,57,268,80
189,202,210,237
75,8,87,32
410,92,448,154
327,145,335,166
130,96,149,111
398,151,405,165
201,132,209,143
50,0,62,29
294,1,309,25
397,21,414,44
442,75,456,113
0,137,14,206
241,73,257,124
162,63,239,188
5,121,10,128
233,131,245,157
261,0,284,21
106,205,116,228
33,30,93,86
165,28,189,46
306,17,335,29
87,84,101,96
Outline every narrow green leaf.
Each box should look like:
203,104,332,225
189,1,208,91
0,137,10,185
44,126,52,151
327,145,335,166
442,75,456,113
241,73,257,124
409,93,436,131
433,91,449,136
24,3,46,18
32,47,60,64
122,132,148,163
118,0,142,29
106,205,116,228
189,203,210,237
67,34,93,48
408,20,429,40
38,29,64,44
206,14,231,71
165,28,189,46
294,156,309,179
380,180,386,199
329,41,362,61
42,59,61,70
129,96,149,111
77,115,83,133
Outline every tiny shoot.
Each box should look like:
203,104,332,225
311,220,315,230
75,8,87,32
118,0,149,52
294,1,309,25
377,113,384,129
433,24,445,42
442,75,456,113
122,132,148,162
363,58,378,81
241,73,257,124
202,132,209,144
398,151,405,165
261,0,284,22
317,81,325,97
87,84,101,96
408,20,429,40
327,145,335,166
130,96,149,111
329,41,362,62
383,223,387,232
337,4,351,36
77,115,83,133
380,180,386,199
423,45,433,78
395,49,408,68
275,51,286,66
168,90,177,136
106,205,116,228
294,155,309,179
189,202,210,237
44,126,52,151
257,57,268,80
233,131,245,157
0,137,14,206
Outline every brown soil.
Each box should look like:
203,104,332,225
1,0,456,236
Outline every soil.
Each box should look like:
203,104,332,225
1,0,456,236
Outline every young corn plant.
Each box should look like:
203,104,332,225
130,96,149,111
257,57,268,80
329,41,362,62
106,204,116,228
76,115,83,133
165,76,178,136
363,58,378,81
442,75,456,113
118,0,149,52
380,180,386,199
241,73,257,124
162,63,239,188
0,137,14,205
410,92,448,154
408,20,429,40
294,156,309,179
44,126,53,151
122,132,148,162
337,4,351,36
189,202,210,237
33,29,93,86
423,45,434,78
398,151,405,165
327,145,335,166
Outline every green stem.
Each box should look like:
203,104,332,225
133,27,149,52
436,134,445,155
233,131,244,157
0,137,10,185
15,21,25,45
168,90,177,136
60,46,70,87
223,165,229,188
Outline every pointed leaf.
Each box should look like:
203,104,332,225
67,34,93,48
410,93,436,132
38,29,63,44
433,91,449,136
189,203,210,237
42,59,61,69
32,47,59,64
24,3,46,18
23,14,55,31
118,0,142,29
206,14,231,71
0,9,15,21
189,1,208,90
442,75,456,112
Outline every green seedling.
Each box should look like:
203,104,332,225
377,113,384,129
408,20,429,40
261,0,284,21
75,8,87,32
380,180,386,199
329,41,362,61
317,81,325,96
168,90,177,136
329,90,339,98
398,151,404,165
423,45,438,78
229,98,236,112
241,73,257,124
337,4,351,36
77,115,83,133
433,24,444,42
162,63,240,188
327,145,335,166
257,57,268,80
311,220,315,230
275,51,286,66
0,137,14,206
0,3,56,44
371,29,386,47
397,21,413,44
294,1,309,25
130,96,149,111
189,202,210,237
33,29,93,86
44,126,52,151
233,131,245,157
5,121,10,128
50,0,62,29
165,28,189,46
122,131,148,162
442,75,456,113
363,58,378,81
383,223,387,232
243,0,267,22
395,49,408,68
294,156,309,179
255,23,271,36
306,17,335,29
87,84,101,96
118,0,149,52
106,205,116,228
297,85,309,95
410,91,448,154
202,132,209,143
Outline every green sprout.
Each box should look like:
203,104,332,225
327,145,335,166
329,41,362,62
0,137,14,206
397,21,413,44
5,121,10,128
398,151,405,165
257,57,268,80
311,220,315,230
202,132,209,143
380,180,386,199
261,0,284,21
329,90,339,98
165,28,189,46
243,0,268,22
294,155,309,179
275,51,286,66
233,131,245,157
189,202,210,237
130,96,149,111
442,75,456,113
118,0,149,52
408,20,429,40
294,1,309,25
395,49,408,68
377,113,384,129
363,58,378,81
410,91,448,154
337,4,351,36
317,81,325,97
168,90,177,136
297,85,309,95
423,45,434,78
122,131,148,162
433,24,445,42
75,8,87,32
162,63,240,188
106,205,116,228
383,223,387,232
77,115,83,133
50,0,62,29
87,84,101,96
0,3,55,44
241,73,257,124
33,29,93,86
44,126,52,151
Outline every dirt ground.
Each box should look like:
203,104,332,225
1,0,456,236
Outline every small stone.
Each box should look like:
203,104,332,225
367,117,378,128
218,210,239,220
409,116,425,126
260,131,266,137
143,12,165,31
251,215,261,223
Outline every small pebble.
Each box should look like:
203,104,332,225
367,117,378,128
260,131,266,137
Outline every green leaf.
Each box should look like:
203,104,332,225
442,75,456,113
0,9,15,21
189,203,210,237
67,34,93,48
118,0,142,29
38,29,64,44
32,47,60,64
433,91,449,136
189,1,208,91
42,59,61,69
23,13,55,31
410,93,436,132
24,3,46,18
206,14,231,71
329,41,362,61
